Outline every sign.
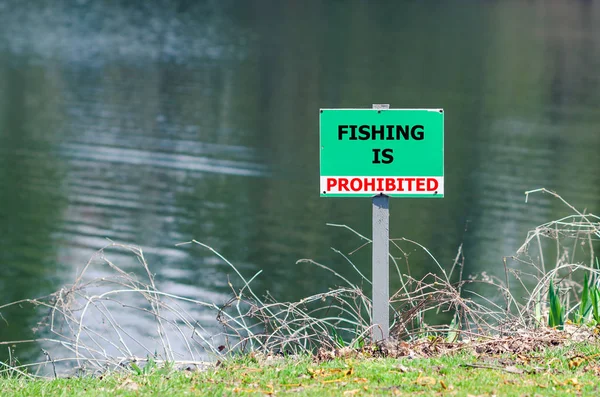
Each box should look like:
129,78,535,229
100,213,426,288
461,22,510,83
319,108,444,197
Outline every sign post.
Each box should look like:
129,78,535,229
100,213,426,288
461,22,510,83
371,103,390,341
319,105,444,341
372,192,389,340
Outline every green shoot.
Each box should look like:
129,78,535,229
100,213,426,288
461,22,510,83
329,327,345,348
591,285,600,324
548,280,564,330
576,273,592,324
446,314,460,343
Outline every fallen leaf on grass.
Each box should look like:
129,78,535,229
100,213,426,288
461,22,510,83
587,365,600,376
416,376,436,386
440,380,454,391
551,376,582,391
516,354,530,364
316,346,358,361
343,389,360,396
568,356,585,369
307,368,323,378
308,366,355,382
568,352,600,370
567,377,579,386
546,357,559,367
117,379,139,391
393,364,413,373
503,365,524,374
321,378,346,384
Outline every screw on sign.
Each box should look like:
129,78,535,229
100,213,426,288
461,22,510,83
319,105,444,341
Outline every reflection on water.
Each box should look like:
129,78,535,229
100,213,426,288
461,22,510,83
1,0,600,364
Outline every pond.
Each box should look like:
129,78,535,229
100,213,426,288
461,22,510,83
1,0,600,365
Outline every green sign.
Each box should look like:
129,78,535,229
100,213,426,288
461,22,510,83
320,108,444,198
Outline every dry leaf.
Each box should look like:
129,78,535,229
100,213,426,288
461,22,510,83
516,354,529,363
321,378,344,384
394,364,412,373
118,379,139,391
416,376,436,386
337,347,355,358
503,365,523,374
568,356,585,369
567,377,579,386
587,365,600,376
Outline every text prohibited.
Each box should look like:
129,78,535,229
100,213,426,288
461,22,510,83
320,108,444,198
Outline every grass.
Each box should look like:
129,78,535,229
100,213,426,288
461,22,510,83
203,345,600,396
2,341,600,396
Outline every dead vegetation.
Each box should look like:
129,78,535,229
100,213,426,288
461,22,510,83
312,324,598,363
1,188,599,377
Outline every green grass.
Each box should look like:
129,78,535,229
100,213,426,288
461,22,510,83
2,341,600,396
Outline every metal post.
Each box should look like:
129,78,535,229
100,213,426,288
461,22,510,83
372,104,390,342
372,194,389,341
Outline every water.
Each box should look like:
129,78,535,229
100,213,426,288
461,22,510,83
1,0,600,364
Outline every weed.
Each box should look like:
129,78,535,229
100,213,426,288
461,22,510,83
591,284,600,324
446,314,459,343
576,273,592,324
548,280,564,330
0,187,599,379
